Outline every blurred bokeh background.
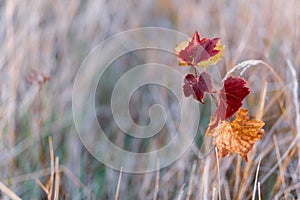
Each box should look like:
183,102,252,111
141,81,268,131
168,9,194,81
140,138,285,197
0,0,299,199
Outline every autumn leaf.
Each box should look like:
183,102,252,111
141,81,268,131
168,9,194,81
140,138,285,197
183,72,213,103
174,31,225,67
206,108,265,161
208,76,250,130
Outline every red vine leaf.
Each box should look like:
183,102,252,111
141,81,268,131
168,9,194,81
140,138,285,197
206,108,265,161
216,76,250,119
183,72,213,104
174,31,224,67
210,76,250,129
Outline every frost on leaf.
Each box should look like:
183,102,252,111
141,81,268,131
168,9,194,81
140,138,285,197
183,72,213,103
206,108,265,161
210,76,250,129
174,31,224,67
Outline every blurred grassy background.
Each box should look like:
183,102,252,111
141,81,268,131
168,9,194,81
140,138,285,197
0,0,299,199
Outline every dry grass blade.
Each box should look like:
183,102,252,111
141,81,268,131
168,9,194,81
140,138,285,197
286,59,300,138
176,183,186,200
224,60,263,81
238,95,267,199
224,60,283,85
258,182,261,200
223,181,231,200
0,181,21,200
286,59,300,186
270,147,297,197
200,157,210,199
261,138,298,184
6,0,18,172
237,150,256,199
273,135,287,199
47,137,55,200
215,148,221,200
192,144,215,160
36,178,48,194
153,160,160,200
61,166,94,198
35,136,60,199
186,160,196,200
54,157,60,200
115,167,123,200
10,165,63,184
274,182,300,199
256,81,268,120
233,157,241,199
259,135,293,162
251,157,261,200
212,187,216,200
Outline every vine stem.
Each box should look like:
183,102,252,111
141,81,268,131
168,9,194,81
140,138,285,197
191,65,220,107
210,93,219,107
192,65,199,78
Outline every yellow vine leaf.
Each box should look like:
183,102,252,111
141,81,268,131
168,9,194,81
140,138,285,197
206,108,265,161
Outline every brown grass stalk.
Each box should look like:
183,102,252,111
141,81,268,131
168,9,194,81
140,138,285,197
54,157,60,200
0,180,21,200
47,137,54,200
